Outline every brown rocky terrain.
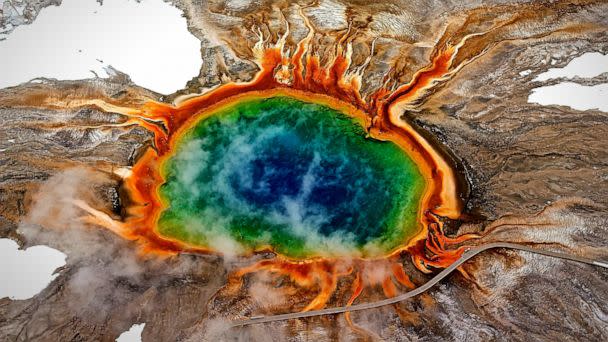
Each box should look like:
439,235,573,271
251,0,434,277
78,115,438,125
1,0,607,341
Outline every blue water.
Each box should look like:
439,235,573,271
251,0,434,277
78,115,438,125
158,96,425,257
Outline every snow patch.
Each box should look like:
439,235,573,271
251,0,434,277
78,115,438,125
116,323,145,342
534,52,608,81
0,238,66,300
519,69,532,77
0,0,202,94
528,53,608,112
528,82,608,112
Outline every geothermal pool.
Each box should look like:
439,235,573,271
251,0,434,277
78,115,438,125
156,97,425,258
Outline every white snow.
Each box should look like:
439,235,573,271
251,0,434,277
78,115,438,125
0,238,66,300
116,323,145,342
0,0,202,94
534,52,608,81
528,82,608,112
519,69,532,77
528,53,608,112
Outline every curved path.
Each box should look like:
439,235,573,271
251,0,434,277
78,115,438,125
231,242,608,327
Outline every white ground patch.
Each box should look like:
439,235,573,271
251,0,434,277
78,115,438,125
534,52,608,81
529,82,608,112
519,69,532,77
0,0,201,94
528,53,608,112
0,238,66,300
116,323,145,342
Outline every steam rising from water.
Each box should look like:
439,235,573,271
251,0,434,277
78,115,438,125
158,97,425,258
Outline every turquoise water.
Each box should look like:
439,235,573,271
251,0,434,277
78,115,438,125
158,96,425,258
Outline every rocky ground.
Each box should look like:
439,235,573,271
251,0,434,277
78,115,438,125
1,0,607,341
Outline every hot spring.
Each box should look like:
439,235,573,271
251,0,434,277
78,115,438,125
156,96,426,259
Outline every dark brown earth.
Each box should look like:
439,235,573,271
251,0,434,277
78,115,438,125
1,0,607,341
